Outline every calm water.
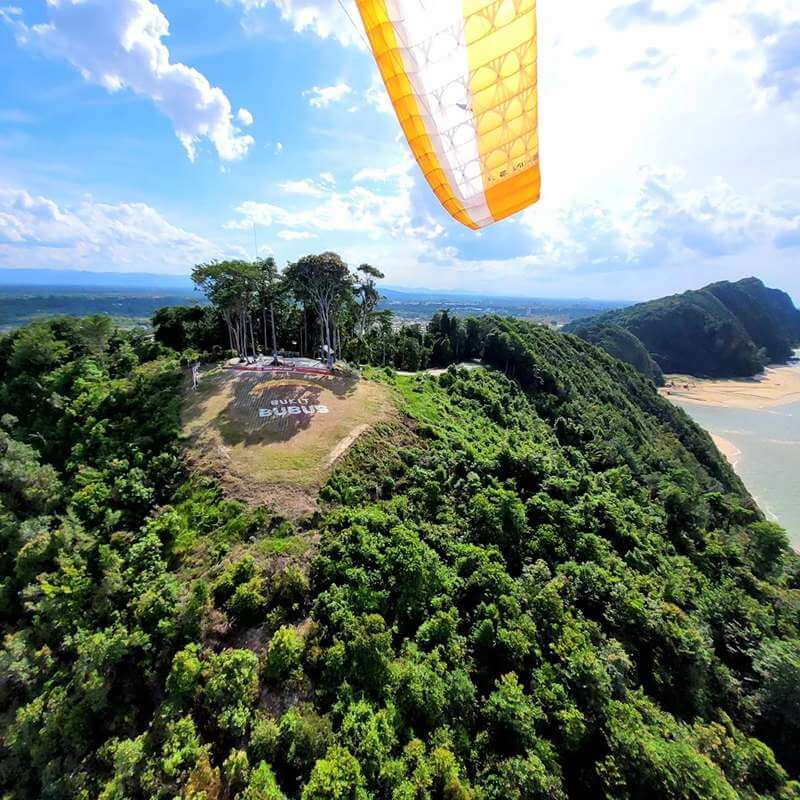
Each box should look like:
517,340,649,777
676,399,800,548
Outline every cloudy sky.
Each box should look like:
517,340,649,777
0,0,798,300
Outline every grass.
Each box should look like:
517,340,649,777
256,535,314,558
181,365,397,517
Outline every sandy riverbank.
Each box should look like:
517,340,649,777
711,434,742,467
659,360,800,409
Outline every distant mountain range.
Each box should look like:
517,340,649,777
565,277,800,381
0,268,627,330
0,268,626,308
0,268,196,291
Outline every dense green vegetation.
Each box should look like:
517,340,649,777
154,294,486,374
2,313,800,799
566,277,800,378
563,322,665,385
704,279,800,363
151,253,617,374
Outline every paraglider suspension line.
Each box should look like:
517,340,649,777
336,0,371,49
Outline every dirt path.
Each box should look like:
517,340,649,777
325,423,370,468
396,360,484,377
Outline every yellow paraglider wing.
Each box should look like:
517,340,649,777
355,0,540,230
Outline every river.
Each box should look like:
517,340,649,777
674,398,800,548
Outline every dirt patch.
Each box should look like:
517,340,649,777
324,423,370,469
181,366,397,518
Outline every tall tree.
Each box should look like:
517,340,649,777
191,261,259,361
354,264,384,363
374,310,394,366
254,257,285,360
428,310,466,367
284,253,353,365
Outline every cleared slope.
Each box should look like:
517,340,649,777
181,366,396,516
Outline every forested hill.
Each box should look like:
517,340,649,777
2,314,800,800
565,277,800,379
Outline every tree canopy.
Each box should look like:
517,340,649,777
2,310,799,800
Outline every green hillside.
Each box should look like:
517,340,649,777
563,321,665,385
565,277,800,378
1,315,800,799
705,278,800,363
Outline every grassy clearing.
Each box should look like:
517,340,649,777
181,366,397,517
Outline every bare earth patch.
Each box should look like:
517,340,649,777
181,366,397,518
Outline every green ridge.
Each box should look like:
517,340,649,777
566,277,800,378
1,314,799,800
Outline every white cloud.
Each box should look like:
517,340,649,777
303,82,353,108
329,167,798,300
365,74,392,114
746,12,800,103
228,186,411,238
626,46,674,86
353,160,413,188
279,179,327,197
3,0,254,162
217,0,364,48
237,107,254,126
277,230,317,240
608,0,710,30
0,185,222,272
228,178,415,240
521,168,798,271
602,0,800,105
228,158,427,241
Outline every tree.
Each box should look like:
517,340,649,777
483,673,541,755
242,762,286,800
354,264,385,363
264,626,304,684
285,253,353,364
8,321,69,376
746,521,789,579
192,260,260,361
301,747,368,800
152,306,228,355
374,310,394,366
429,310,466,367
753,638,800,759
255,257,286,360
204,649,260,739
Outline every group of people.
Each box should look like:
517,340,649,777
191,344,336,391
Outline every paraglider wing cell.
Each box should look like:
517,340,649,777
355,0,540,229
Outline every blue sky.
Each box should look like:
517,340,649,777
0,0,798,300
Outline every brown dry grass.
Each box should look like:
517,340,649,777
181,366,397,518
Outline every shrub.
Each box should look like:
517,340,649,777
204,649,260,739
264,626,304,685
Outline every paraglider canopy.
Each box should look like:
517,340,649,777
355,0,540,230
